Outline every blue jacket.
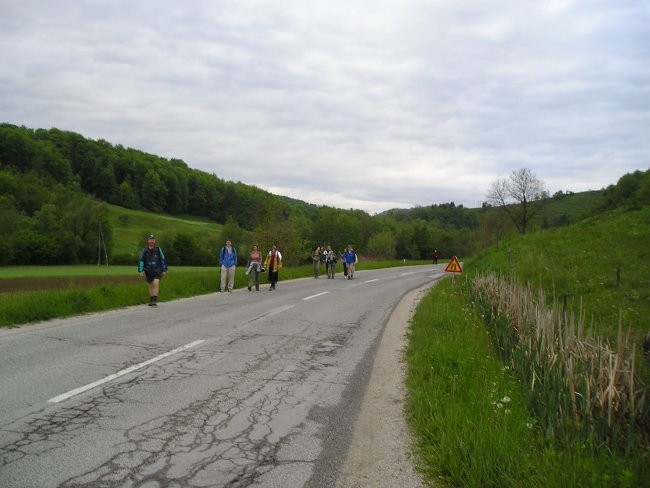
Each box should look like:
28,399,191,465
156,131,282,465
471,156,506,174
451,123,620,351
219,246,238,267
343,250,357,264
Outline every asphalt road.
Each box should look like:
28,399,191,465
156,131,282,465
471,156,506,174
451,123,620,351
0,264,445,488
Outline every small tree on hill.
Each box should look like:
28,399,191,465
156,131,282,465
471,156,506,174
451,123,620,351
486,168,548,235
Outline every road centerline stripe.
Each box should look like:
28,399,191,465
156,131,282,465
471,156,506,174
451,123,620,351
303,291,330,301
48,339,205,403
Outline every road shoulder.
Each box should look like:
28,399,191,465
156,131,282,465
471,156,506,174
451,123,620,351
336,281,437,488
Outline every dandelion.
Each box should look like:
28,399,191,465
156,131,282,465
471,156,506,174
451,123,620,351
496,402,504,409
501,396,511,403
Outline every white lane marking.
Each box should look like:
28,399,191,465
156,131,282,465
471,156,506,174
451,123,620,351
48,339,205,403
363,279,380,283
303,291,330,301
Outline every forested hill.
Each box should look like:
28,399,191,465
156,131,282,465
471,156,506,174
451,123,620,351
0,123,300,229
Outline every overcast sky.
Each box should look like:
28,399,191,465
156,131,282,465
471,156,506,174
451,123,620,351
1,1,648,214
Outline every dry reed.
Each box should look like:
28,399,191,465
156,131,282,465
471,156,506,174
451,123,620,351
472,273,647,451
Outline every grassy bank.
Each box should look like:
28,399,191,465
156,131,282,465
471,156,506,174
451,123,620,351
406,279,647,487
406,206,649,487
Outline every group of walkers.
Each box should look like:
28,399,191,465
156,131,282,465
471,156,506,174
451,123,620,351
311,245,357,280
138,235,357,306
217,240,283,293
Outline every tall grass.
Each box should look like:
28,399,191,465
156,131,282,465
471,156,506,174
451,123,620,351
406,278,541,487
472,273,647,452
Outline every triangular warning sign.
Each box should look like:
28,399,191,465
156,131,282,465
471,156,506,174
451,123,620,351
444,256,463,274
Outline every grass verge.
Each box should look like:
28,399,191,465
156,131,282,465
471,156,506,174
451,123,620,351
406,274,649,487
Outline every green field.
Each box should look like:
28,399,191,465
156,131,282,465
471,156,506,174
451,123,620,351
106,204,223,257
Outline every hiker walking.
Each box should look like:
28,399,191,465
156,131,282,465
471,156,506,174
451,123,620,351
219,239,238,292
245,244,263,291
264,245,282,290
342,245,357,280
138,234,168,307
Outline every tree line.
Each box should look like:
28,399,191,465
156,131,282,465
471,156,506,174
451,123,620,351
2,123,644,266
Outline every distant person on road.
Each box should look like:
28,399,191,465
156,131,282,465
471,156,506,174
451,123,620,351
245,244,264,291
325,246,337,279
312,246,322,278
219,239,238,292
432,248,439,265
342,245,358,280
264,244,282,290
138,234,168,307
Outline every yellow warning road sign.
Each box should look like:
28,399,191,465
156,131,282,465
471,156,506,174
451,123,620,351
444,256,463,274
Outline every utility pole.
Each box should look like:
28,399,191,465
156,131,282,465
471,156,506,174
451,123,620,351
98,223,109,265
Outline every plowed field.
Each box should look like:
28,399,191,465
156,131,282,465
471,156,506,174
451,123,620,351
0,275,142,293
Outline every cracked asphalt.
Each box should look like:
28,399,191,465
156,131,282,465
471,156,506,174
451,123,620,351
0,265,445,487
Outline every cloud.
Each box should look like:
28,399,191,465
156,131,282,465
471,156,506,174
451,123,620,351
1,0,648,213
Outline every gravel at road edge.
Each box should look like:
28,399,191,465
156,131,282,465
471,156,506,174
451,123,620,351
336,281,437,488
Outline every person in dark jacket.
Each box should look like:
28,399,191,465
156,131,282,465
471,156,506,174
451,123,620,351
138,234,168,306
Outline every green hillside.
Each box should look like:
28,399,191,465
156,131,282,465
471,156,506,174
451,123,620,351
538,189,602,226
471,205,649,339
106,204,222,258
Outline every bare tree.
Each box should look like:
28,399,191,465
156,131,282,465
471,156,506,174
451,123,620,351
486,168,548,234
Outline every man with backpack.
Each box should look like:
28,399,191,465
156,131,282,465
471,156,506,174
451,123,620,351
219,239,238,292
138,234,168,307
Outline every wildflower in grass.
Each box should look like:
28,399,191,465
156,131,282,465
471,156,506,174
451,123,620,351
505,409,511,415
501,396,511,403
